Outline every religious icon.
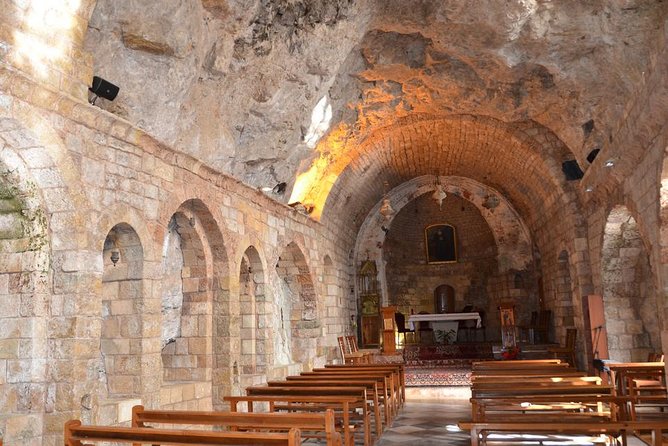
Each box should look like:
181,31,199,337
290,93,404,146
425,224,457,263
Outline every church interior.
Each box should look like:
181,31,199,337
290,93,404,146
1,0,668,444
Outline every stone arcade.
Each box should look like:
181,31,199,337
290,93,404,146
0,1,667,444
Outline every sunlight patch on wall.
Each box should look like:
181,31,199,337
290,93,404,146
303,96,332,149
12,0,81,77
289,124,351,220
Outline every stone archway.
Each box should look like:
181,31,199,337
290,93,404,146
602,206,659,362
100,223,144,398
161,199,228,384
276,242,319,367
0,157,50,443
237,246,269,386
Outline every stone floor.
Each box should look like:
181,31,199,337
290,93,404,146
375,398,470,446
374,387,647,446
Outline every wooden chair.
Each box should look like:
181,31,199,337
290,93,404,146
534,309,551,343
548,328,577,367
627,354,667,415
337,336,366,364
394,312,415,345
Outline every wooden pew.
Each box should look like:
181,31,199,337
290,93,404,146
224,395,358,446
244,386,371,446
470,394,633,423
472,382,613,398
64,420,301,445
264,379,384,437
296,371,396,423
458,420,668,446
472,375,602,385
132,405,342,446
471,370,586,380
321,364,405,406
314,366,403,415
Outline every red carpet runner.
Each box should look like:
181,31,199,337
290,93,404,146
403,343,493,386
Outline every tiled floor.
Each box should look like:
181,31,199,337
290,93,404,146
373,390,648,446
376,398,470,446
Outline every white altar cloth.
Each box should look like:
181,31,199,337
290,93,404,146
407,312,481,331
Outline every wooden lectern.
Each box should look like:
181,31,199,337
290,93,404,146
381,305,397,354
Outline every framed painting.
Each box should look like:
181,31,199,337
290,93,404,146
425,224,457,264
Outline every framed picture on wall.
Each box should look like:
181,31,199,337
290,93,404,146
425,224,457,264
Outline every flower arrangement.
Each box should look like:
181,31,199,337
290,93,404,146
501,346,520,360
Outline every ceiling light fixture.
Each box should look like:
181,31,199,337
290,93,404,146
604,159,615,167
432,177,447,209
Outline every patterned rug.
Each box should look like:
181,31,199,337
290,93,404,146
403,344,494,386
405,366,473,386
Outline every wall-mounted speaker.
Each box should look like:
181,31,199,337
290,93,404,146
89,76,119,101
562,160,584,181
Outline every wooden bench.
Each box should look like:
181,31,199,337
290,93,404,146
64,420,301,445
471,370,586,380
471,381,613,398
470,395,633,423
239,386,371,446
314,366,403,416
264,379,384,437
296,371,396,423
320,364,405,406
458,420,668,446
223,395,358,446
132,405,342,446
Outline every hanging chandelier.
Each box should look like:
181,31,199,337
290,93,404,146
432,180,447,209
379,181,395,220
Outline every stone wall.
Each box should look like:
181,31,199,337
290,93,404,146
0,65,352,445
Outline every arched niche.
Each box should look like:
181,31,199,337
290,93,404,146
161,199,229,385
602,205,659,362
276,242,319,366
101,223,144,397
238,246,269,378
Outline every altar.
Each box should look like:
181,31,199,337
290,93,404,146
407,312,481,341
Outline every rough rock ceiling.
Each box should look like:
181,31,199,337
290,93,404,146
84,0,667,222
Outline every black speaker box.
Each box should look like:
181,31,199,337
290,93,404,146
562,160,584,181
89,76,119,101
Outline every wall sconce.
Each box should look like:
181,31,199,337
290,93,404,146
604,159,615,168
110,247,120,266
189,200,196,227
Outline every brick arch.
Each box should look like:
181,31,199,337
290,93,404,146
355,175,534,307
0,145,51,443
602,205,660,362
236,246,271,386
276,242,320,367
160,198,230,386
309,115,579,236
0,115,88,443
100,223,145,399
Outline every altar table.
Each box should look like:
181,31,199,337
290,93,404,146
407,312,481,333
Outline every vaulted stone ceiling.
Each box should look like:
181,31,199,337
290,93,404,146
84,0,667,230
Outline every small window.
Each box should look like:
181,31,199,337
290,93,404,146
425,224,457,264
